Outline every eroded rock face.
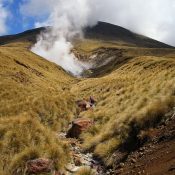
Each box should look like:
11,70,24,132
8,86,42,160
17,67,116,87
67,118,94,138
26,158,53,174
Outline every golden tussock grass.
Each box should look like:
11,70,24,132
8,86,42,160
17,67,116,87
0,42,76,174
74,166,96,175
72,56,175,165
0,114,69,175
0,42,77,130
0,39,175,171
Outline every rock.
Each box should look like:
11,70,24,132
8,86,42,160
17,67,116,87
74,158,82,166
73,155,82,166
26,158,53,174
139,147,145,152
120,168,124,172
76,100,89,111
67,118,94,138
65,164,79,173
89,96,96,106
119,163,125,168
139,152,144,157
131,158,136,164
76,97,97,112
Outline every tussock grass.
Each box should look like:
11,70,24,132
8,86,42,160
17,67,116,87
0,114,69,175
0,42,76,174
0,39,175,172
74,166,96,175
0,43,77,130
72,56,175,165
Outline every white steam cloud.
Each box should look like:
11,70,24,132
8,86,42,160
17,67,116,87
21,0,175,46
21,0,175,75
31,0,96,76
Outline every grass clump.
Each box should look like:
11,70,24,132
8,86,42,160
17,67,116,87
1,35,175,172
74,166,96,175
0,44,77,131
0,115,70,175
72,56,175,166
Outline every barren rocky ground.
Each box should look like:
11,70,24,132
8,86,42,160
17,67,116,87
114,110,175,175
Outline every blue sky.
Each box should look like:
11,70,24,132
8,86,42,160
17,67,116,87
1,0,22,35
7,0,29,34
0,0,175,46
0,0,49,35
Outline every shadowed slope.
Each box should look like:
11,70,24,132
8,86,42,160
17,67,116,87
84,22,173,48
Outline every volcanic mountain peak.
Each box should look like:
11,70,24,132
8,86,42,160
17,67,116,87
0,21,173,48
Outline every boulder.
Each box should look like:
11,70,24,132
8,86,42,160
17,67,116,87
89,96,96,106
67,118,94,138
26,158,53,174
76,100,90,112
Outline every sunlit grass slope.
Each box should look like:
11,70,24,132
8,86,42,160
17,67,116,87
0,42,77,174
0,25,175,174
0,115,69,175
0,42,77,127
71,55,175,165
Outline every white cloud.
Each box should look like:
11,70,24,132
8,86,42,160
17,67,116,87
20,0,175,46
31,0,92,76
0,1,10,35
21,0,175,76
20,0,57,17
90,0,175,46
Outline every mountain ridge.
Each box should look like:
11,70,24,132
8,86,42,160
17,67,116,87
0,21,173,48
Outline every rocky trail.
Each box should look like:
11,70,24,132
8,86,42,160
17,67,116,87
25,98,175,175
56,97,111,175
58,132,108,175
59,101,175,175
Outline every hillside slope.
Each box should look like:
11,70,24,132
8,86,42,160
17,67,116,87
0,21,173,48
84,22,173,48
0,22,175,175
0,42,78,174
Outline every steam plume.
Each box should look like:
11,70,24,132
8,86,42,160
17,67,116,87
30,0,175,76
32,0,96,76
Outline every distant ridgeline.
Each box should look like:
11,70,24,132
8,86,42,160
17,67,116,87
0,21,173,48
